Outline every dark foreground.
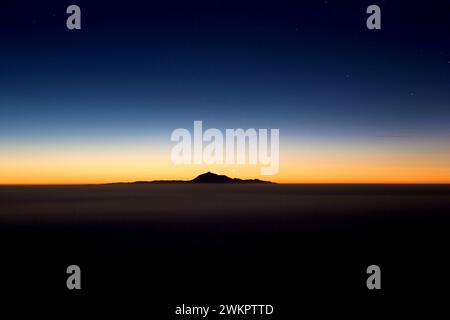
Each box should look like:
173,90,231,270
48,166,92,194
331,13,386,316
0,184,449,317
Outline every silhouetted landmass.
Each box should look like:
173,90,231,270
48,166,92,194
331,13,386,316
190,171,271,184
111,171,272,184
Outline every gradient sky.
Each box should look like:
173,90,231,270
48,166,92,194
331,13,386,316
1,0,450,183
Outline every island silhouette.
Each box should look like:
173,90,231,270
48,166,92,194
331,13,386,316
114,171,273,184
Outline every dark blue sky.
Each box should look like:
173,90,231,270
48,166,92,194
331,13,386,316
1,0,449,139
1,0,450,182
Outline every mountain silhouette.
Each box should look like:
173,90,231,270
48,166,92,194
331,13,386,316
111,172,272,184
191,172,233,183
190,172,270,184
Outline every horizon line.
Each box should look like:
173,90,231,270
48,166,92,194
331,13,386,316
2,182,450,186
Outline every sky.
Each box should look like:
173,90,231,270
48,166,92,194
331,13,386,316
1,0,450,184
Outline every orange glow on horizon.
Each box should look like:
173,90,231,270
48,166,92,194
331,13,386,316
2,138,450,184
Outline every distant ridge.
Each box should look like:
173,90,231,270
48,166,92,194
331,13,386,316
112,172,272,184
190,172,271,184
